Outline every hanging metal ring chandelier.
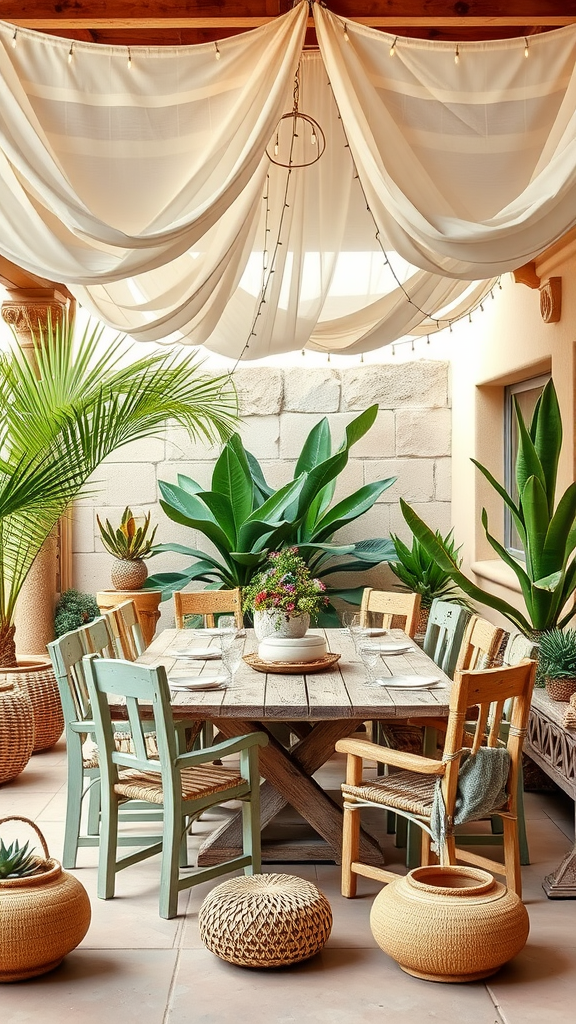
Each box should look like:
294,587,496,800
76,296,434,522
266,64,326,168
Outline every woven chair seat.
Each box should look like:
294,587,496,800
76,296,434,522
115,765,245,804
342,770,436,818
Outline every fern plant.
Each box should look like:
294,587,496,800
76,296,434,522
389,530,466,609
538,629,576,679
0,838,39,879
97,508,157,561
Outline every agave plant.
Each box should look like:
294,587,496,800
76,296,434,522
389,530,466,609
97,507,158,561
538,629,576,680
0,313,237,666
0,838,39,879
146,406,396,624
401,379,576,634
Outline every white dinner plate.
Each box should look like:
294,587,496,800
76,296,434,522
167,673,227,691
340,627,388,637
376,675,442,689
170,648,221,659
369,642,412,655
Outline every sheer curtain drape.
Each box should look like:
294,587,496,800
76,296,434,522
1,4,576,356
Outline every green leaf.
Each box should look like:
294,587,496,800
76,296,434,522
531,380,562,510
515,396,547,501
480,508,533,608
337,405,379,452
295,418,332,476
245,449,274,505
176,475,204,496
197,492,237,548
520,475,551,581
542,482,576,574
212,445,253,527
243,475,306,527
471,458,526,550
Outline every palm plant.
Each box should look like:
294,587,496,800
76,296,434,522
401,379,576,635
146,406,396,624
0,314,237,667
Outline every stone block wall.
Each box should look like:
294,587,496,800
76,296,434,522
73,360,451,628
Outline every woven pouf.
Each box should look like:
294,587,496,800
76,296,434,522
198,873,332,968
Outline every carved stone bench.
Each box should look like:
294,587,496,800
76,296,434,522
525,688,576,897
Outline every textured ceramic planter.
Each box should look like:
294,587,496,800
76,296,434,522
370,865,529,983
545,676,576,702
253,610,310,642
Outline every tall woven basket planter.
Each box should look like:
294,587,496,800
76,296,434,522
0,658,64,753
370,866,529,983
0,683,34,784
0,817,91,982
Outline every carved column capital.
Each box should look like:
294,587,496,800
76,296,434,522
1,288,69,363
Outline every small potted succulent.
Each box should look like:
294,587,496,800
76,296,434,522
242,548,329,640
538,628,576,702
0,816,91,981
98,507,158,591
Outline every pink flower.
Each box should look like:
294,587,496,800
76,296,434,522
286,602,295,612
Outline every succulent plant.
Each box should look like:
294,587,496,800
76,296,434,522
389,530,467,610
97,508,157,562
0,838,39,879
54,588,100,638
538,628,576,680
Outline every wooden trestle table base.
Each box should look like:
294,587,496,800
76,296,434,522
134,627,452,867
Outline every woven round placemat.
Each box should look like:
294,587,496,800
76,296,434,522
198,873,332,967
243,652,341,675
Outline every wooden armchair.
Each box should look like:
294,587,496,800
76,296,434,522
336,658,536,899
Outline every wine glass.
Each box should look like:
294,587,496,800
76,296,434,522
220,634,246,684
342,611,364,651
358,642,382,685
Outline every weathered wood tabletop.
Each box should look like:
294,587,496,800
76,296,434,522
136,627,452,866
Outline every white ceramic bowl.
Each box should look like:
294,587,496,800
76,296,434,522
258,634,327,663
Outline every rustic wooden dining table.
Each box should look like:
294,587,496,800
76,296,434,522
135,626,453,867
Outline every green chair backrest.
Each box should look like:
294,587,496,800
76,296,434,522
423,599,472,680
83,656,178,785
48,629,92,725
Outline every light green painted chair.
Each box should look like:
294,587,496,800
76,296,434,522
48,622,199,869
423,599,472,680
83,654,267,919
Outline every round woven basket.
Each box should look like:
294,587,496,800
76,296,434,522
370,865,529,983
0,816,91,982
545,676,576,702
0,658,64,752
0,683,34,784
198,873,332,968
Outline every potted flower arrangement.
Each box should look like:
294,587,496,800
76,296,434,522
243,548,329,640
538,628,576,702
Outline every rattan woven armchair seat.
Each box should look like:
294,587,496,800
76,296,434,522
115,765,245,804
199,873,333,967
342,771,436,817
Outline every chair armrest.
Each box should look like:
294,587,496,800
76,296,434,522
68,720,95,734
175,731,268,768
335,737,445,775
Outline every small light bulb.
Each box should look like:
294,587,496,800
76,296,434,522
68,43,74,65
274,135,279,156
214,42,221,60
343,24,349,42
454,45,460,66
524,38,529,58
127,48,132,69
311,130,317,146
389,38,397,57
12,29,17,48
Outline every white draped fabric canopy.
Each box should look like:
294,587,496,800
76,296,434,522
1,3,576,358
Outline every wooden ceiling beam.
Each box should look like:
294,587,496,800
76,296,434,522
9,17,576,29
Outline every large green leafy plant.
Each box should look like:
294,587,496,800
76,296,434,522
401,380,576,634
146,405,396,623
0,314,236,666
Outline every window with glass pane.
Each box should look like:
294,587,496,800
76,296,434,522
504,374,550,556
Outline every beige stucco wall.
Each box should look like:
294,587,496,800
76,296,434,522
449,231,576,629
71,361,451,629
